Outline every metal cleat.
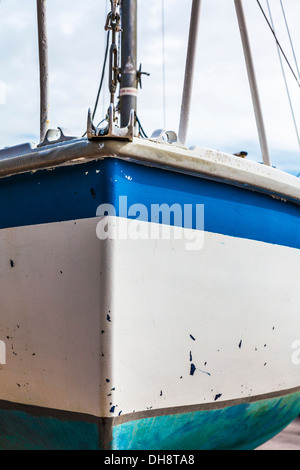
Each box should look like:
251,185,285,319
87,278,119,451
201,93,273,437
86,105,138,141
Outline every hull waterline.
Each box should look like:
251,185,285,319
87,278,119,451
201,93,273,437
0,138,299,449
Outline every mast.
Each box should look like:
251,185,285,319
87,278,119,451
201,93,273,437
234,0,271,166
120,0,138,128
178,0,202,146
36,0,49,143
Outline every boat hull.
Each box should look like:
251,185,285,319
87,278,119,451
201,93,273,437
0,391,299,450
0,153,299,449
112,392,300,450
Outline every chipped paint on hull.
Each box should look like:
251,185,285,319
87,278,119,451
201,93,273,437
0,156,299,449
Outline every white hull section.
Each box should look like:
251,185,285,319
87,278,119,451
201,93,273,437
0,216,299,418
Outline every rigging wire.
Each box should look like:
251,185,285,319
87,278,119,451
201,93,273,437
92,29,111,122
266,0,300,150
82,29,110,137
85,2,149,139
161,0,166,129
102,0,109,117
256,0,300,88
279,0,300,81
135,113,148,138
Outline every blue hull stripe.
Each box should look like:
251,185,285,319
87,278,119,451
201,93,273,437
0,158,299,249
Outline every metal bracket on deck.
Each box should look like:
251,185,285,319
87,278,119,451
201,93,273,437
37,127,77,147
148,129,185,148
87,104,138,141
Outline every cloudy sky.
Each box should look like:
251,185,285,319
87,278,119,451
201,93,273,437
0,0,300,174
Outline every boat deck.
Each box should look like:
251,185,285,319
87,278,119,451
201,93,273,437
257,417,300,450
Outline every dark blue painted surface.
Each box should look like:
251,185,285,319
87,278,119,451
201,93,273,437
0,158,300,249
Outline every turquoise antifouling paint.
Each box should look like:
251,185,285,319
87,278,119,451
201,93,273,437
0,393,299,449
0,409,100,450
112,392,300,450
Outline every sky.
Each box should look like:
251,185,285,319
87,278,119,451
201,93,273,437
0,0,300,174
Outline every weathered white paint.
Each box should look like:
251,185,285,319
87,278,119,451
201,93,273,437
109,217,300,417
0,218,109,417
0,217,299,419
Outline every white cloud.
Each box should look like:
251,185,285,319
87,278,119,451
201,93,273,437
0,80,5,104
57,11,86,36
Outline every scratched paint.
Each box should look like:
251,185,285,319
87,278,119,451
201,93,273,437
0,155,299,450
